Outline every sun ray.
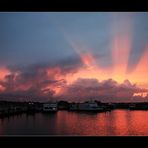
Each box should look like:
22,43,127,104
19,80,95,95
111,13,133,83
128,47,148,89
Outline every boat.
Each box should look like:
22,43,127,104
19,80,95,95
78,101,104,112
43,102,57,112
69,100,104,112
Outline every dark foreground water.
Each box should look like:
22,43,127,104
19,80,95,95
0,109,148,136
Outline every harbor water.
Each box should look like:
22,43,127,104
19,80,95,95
0,109,148,136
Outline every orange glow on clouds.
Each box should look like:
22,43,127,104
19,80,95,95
46,67,66,95
16,84,32,91
80,53,95,68
0,85,5,92
133,92,148,98
0,67,10,92
0,67,10,80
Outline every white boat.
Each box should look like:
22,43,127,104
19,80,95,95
43,102,57,112
78,101,104,111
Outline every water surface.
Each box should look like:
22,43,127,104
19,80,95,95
0,110,148,135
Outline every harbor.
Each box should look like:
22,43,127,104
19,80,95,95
1,100,148,118
1,100,148,135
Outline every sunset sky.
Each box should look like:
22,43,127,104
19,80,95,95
0,12,148,102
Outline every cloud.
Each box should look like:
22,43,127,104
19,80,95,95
0,67,56,101
58,78,148,102
0,59,148,102
0,58,81,101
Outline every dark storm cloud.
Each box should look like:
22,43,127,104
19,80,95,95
0,67,55,101
7,54,82,76
59,78,148,102
0,56,82,101
53,55,83,74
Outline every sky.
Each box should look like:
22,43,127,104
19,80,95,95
0,12,148,102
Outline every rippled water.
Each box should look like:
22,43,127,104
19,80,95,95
0,109,148,135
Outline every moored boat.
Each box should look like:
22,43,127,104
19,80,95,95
69,100,104,112
78,101,104,112
43,102,57,112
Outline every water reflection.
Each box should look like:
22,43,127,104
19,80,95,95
0,110,148,135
